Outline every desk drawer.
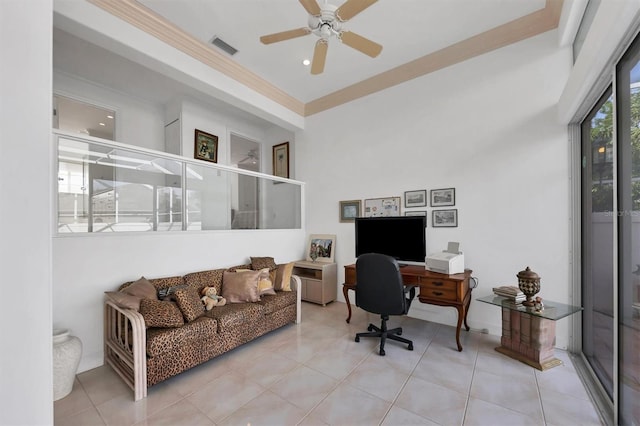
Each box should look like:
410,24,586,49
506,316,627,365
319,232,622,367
422,278,457,291
420,287,457,302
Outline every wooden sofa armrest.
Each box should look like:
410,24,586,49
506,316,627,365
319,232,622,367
104,300,147,401
291,274,302,324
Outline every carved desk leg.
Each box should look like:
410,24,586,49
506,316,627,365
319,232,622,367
343,285,352,323
455,305,464,352
464,291,472,331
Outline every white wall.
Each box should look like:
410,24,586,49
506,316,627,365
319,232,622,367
297,31,574,348
0,1,54,424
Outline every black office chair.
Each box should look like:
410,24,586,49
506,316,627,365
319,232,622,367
354,253,417,356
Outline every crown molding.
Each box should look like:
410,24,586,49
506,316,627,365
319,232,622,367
87,0,562,119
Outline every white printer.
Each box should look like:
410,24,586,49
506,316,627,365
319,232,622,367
425,242,465,275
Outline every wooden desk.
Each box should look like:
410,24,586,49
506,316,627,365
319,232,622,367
343,264,473,351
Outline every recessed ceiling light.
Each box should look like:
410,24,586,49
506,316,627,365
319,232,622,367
302,59,310,66
107,115,114,119
99,122,105,126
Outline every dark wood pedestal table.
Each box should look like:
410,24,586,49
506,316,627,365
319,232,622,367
477,294,582,370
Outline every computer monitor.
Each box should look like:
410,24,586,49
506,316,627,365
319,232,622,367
355,216,427,265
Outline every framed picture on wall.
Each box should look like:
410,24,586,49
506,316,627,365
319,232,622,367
430,188,455,207
194,129,218,163
432,209,458,227
364,197,401,217
339,200,361,222
404,190,427,208
272,142,290,179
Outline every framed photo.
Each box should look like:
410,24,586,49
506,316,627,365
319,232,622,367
339,200,361,223
405,210,427,217
430,188,455,207
432,209,458,227
364,197,401,217
306,234,336,263
194,129,218,163
404,190,427,208
272,142,290,179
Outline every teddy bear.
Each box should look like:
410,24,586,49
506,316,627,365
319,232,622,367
200,286,226,310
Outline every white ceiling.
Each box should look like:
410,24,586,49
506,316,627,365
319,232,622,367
137,0,548,103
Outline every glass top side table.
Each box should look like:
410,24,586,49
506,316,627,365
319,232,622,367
477,294,583,370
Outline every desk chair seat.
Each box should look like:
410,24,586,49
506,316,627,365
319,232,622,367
354,253,417,356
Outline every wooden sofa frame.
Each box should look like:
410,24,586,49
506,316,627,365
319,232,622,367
104,276,301,401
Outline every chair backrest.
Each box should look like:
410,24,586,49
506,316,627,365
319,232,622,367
355,253,407,316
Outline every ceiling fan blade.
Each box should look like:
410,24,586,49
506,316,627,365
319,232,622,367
340,31,382,57
311,39,329,75
260,28,310,45
299,0,321,16
335,0,377,21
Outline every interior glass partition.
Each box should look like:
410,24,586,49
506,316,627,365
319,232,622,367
55,131,302,233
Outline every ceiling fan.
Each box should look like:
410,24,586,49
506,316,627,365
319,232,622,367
260,0,382,75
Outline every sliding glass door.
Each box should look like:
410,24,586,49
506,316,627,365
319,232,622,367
581,87,614,400
615,35,640,426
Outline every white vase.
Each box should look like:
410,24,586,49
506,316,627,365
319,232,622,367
52,329,82,401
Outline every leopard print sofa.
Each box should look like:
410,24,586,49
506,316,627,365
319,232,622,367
104,264,301,401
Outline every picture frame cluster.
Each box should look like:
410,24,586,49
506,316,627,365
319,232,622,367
339,187,458,227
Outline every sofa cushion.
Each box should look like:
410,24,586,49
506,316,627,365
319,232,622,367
139,299,184,328
250,256,277,271
158,284,188,300
183,269,225,295
122,276,157,300
204,302,265,332
222,270,261,303
257,290,298,315
104,291,142,311
174,287,205,322
236,268,276,297
146,316,217,357
274,262,295,291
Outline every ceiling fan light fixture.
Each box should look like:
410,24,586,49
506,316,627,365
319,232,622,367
259,0,381,75
302,59,311,66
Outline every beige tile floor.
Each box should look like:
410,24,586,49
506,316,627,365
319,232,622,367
55,301,603,426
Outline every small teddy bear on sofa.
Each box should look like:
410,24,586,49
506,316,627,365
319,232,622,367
200,286,227,310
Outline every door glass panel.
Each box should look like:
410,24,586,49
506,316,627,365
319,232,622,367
581,88,614,398
617,42,640,426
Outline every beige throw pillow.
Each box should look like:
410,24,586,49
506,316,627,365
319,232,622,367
222,270,261,303
235,268,275,297
122,276,158,300
274,262,295,291
104,291,141,310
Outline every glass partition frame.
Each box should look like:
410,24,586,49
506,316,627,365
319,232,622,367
53,130,304,234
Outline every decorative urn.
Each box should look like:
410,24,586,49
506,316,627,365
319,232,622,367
517,266,541,307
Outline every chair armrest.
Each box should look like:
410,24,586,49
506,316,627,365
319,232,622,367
291,274,302,324
104,300,147,401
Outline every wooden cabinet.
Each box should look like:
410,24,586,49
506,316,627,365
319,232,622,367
293,261,337,306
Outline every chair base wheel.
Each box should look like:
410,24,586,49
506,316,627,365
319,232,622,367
408,343,414,351
379,348,385,356
355,336,360,342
